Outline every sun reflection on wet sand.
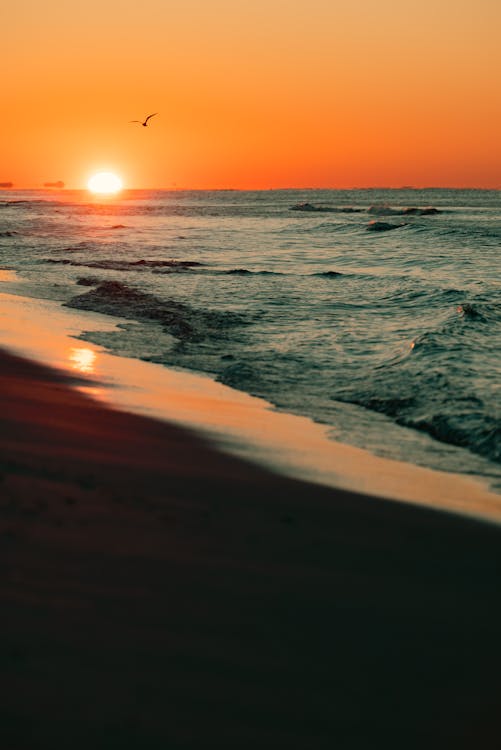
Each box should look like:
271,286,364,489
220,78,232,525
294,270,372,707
77,384,106,402
69,346,97,375
68,347,106,400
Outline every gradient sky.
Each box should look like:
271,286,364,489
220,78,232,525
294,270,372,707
2,0,500,188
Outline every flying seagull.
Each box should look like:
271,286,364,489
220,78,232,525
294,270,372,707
130,113,158,127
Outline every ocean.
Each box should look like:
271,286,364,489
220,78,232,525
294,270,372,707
1,187,500,492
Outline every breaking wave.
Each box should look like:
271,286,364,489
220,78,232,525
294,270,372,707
46,258,204,272
333,299,501,464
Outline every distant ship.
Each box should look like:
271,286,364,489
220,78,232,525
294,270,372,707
0,182,13,188
43,181,65,188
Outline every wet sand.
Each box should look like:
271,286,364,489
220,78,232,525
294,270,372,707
1,348,501,749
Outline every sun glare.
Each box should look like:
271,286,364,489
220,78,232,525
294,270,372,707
87,171,123,194
69,346,97,375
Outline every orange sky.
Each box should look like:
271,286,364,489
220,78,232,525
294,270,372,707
2,0,500,189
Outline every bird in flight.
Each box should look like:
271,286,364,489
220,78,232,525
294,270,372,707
130,113,158,127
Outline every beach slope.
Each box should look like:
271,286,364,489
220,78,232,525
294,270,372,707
1,349,501,749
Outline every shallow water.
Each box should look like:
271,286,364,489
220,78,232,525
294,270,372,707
1,187,500,489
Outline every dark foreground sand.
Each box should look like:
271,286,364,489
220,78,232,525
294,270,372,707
1,349,501,749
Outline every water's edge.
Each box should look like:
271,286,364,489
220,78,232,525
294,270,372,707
1,283,500,523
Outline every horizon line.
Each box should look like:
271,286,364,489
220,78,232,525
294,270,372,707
2,185,500,192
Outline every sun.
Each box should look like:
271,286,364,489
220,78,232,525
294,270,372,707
87,171,123,194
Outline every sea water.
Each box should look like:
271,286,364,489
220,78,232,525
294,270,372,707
0,188,500,490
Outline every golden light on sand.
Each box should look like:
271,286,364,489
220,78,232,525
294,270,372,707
87,171,123,194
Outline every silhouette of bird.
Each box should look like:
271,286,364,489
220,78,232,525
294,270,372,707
129,113,158,127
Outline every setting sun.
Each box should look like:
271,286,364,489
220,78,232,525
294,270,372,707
87,172,123,194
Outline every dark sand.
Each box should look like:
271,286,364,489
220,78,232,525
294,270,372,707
1,349,501,749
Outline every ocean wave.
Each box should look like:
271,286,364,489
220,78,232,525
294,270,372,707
333,297,500,464
48,259,288,277
430,223,501,244
0,200,33,206
406,302,500,356
65,280,248,342
293,221,357,234
335,381,500,464
218,361,259,389
51,243,101,254
454,302,501,325
46,258,204,272
290,202,442,216
372,287,431,307
368,204,442,216
456,302,487,322
71,202,243,218
223,268,283,276
366,221,407,232
402,413,501,463
290,202,336,213
312,270,344,278
290,202,363,213
0,199,56,208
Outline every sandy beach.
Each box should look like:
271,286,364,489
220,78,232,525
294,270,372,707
2,347,501,748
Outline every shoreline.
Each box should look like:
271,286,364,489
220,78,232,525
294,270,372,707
0,284,500,522
2,347,501,746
